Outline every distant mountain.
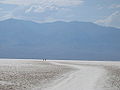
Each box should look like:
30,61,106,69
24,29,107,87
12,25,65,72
0,19,120,60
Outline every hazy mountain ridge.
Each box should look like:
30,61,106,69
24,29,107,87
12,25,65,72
0,19,120,60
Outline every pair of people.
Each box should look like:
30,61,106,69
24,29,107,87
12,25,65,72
43,59,46,61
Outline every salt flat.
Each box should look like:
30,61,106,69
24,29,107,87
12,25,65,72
0,59,73,90
0,59,120,90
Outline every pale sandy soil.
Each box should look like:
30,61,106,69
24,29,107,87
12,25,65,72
0,59,120,90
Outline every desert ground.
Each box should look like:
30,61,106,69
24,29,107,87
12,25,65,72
0,59,120,90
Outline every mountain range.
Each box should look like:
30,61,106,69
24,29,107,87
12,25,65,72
0,19,120,60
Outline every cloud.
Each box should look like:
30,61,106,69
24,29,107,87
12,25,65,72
0,0,84,13
109,4,120,9
0,0,83,6
25,6,45,13
0,14,12,20
25,5,60,13
0,10,13,20
95,11,120,28
0,0,84,21
0,8,3,11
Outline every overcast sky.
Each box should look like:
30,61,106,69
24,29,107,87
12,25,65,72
0,0,120,28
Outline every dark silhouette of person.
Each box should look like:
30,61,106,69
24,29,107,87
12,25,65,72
42,59,46,61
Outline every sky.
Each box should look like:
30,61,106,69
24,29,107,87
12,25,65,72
0,0,120,28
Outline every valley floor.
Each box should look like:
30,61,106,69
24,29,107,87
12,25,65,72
0,59,120,90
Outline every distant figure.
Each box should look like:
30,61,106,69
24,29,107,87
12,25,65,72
42,59,46,61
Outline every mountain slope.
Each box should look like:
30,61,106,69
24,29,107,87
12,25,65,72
0,19,120,60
